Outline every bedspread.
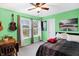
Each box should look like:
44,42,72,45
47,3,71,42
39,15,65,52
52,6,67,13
36,39,79,56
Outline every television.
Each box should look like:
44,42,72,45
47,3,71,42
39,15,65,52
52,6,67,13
59,18,78,31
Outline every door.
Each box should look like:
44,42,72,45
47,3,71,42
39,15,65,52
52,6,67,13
20,17,31,46
47,19,55,39
32,20,41,43
18,17,41,46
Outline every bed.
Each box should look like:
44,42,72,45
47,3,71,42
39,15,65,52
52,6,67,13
36,32,79,56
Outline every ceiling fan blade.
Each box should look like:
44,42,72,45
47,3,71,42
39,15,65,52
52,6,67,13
41,7,49,10
28,8,36,11
36,3,40,5
36,3,46,7
30,3,36,7
41,3,46,6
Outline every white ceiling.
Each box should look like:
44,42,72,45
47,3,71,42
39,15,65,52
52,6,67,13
0,3,79,16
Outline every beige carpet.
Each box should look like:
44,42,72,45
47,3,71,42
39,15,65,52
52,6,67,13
18,41,44,56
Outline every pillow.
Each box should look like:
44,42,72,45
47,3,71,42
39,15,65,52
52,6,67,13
56,33,67,39
48,37,57,43
67,34,79,43
55,33,62,39
61,33,68,39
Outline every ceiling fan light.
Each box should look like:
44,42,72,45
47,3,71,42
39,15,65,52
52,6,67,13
36,7,41,11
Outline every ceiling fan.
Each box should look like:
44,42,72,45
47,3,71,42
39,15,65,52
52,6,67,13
28,3,49,12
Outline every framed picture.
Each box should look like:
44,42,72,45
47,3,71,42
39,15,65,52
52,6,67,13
59,18,78,31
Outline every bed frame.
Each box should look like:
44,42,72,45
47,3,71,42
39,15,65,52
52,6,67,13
56,32,79,35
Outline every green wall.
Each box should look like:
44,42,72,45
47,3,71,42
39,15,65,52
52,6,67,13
1,7,79,43
0,8,18,40
0,8,41,46
42,8,79,41
54,9,79,33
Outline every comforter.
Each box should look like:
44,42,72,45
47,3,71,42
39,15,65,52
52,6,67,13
36,39,79,56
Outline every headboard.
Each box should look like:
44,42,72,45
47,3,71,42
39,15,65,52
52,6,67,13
56,32,79,35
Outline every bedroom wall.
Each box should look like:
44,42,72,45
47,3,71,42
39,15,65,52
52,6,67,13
0,8,41,46
0,8,18,40
54,8,79,33
1,7,79,43
42,8,79,41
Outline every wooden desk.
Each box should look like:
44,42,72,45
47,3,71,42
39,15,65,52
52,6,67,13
0,39,16,46
0,38,19,56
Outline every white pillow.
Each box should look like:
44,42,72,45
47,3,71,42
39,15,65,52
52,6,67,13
67,34,79,43
56,33,67,39
61,33,68,39
56,33,61,39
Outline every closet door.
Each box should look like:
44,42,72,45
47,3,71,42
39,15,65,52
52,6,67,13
20,17,31,46
47,19,55,39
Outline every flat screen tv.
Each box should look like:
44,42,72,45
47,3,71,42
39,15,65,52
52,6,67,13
59,18,78,31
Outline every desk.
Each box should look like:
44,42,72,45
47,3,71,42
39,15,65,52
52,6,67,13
0,38,19,56
0,39,16,46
